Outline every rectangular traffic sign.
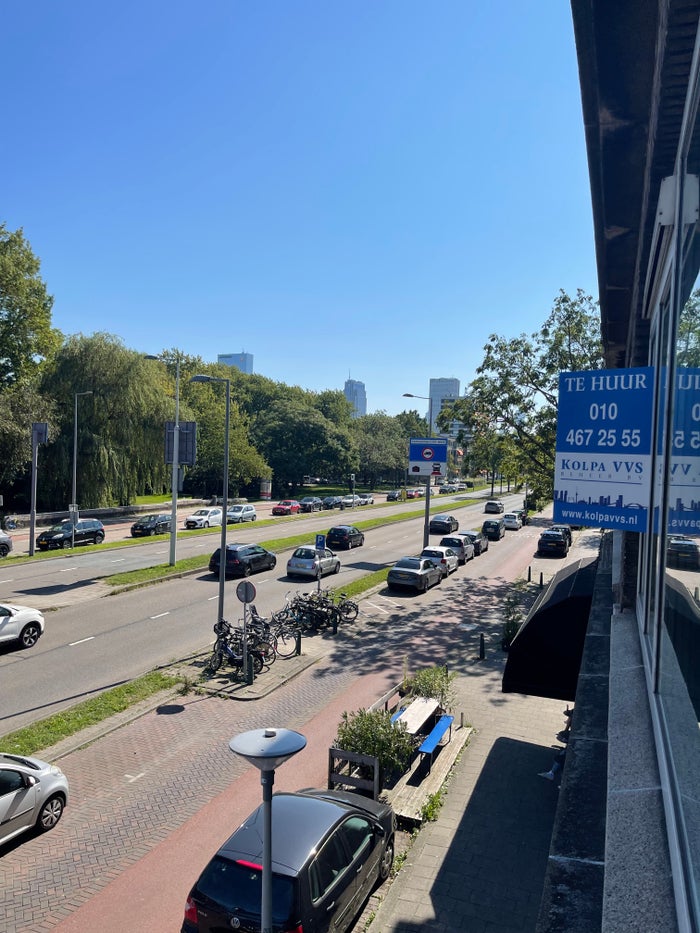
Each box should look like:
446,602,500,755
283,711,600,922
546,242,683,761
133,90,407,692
408,437,448,477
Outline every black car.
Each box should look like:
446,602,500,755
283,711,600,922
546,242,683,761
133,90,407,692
537,529,569,557
387,556,443,592
322,496,343,509
326,525,365,550
667,535,700,569
460,529,489,555
130,513,171,537
428,514,459,534
299,496,323,513
209,543,277,577
386,490,401,501
36,519,105,550
551,523,572,545
182,788,395,933
482,518,505,541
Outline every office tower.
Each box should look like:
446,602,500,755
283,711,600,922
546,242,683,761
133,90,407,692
344,379,367,418
429,378,460,432
218,352,253,374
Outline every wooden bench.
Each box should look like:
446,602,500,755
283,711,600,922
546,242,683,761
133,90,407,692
418,714,454,772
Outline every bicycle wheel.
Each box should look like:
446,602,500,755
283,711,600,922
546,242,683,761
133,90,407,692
274,625,299,658
206,648,223,673
339,599,359,622
251,651,264,674
257,636,277,665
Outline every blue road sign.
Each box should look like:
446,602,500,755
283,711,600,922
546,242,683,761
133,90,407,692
315,533,326,551
408,437,448,477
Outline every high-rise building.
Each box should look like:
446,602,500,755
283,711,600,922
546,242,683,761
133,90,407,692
218,352,253,374
429,378,460,433
344,379,367,418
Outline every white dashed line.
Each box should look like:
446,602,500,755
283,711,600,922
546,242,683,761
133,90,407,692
150,612,170,619
69,636,95,646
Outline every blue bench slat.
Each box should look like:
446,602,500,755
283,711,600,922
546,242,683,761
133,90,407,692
419,715,453,756
391,707,406,723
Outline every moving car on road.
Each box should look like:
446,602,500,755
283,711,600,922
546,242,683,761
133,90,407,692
387,556,443,593
287,545,340,579
429,514,459,534
36,519,105,550
185,508,223,529
484,500,505,513
0,603,45,649
326,525,365,550
0,753,69,847
181,788,396,933
209,544,277,578
131,513,171,537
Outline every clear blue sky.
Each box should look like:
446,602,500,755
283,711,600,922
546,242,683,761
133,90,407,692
4,1,596,416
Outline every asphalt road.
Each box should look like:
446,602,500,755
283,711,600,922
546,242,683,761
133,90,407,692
0,493,530,734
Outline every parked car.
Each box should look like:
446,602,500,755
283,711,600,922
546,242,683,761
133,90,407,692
387,556,443,593
386,490,401,501
482,518,506,541
185,508,223,529
667,535,700,569
429,514,459,534
181,788,395,933
36,519,105,550
405,487,423,498
358,493,374,506
226,504,257,523
459,529,489,555
287,545,340,579
515,509,530,525
131,513,171,537
537,529,569,557
326,525,365,550
0,529,13,558
322,495,343,509
341,494,362,508
420,546,459,576
299,496,323,513
551,523,573,546
209,543,277,577
272,500,301,516
439,484,456,494
0,753,69,847
440,535,474,564
0,603,45,649
484,500,505,513
503,512,523,530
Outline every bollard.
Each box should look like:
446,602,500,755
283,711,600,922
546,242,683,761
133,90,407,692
332,613,338,635
246,655,254,685
460,711,464,729
696,587,699,602
295,630,302,656
479,633,485,659
539,571,544,588
528,565,532,582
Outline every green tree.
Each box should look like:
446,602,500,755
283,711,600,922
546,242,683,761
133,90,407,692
0,224,61,386
677,289,700,366
443,289,603,497
351,413,407,486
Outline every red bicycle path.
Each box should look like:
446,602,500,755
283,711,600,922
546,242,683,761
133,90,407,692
52,667,397,933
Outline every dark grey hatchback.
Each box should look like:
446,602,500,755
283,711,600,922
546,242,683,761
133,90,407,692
182,788,395,933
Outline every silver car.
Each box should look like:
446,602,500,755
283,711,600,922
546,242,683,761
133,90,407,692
286,545,340,579
0,753,69,846
0,603,45,649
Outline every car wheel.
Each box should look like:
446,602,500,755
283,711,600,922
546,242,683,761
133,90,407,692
334,562,340,574
378,835,395,882
269,556,277,569
94,532,104,544
0,544,8,557
252,515,257,521
61,539,71,549
359,536,364,546
204,521,209,528
244,564,252,576
19,622,42,648
421,579,428,593
36,794,64,832
150,529,156,536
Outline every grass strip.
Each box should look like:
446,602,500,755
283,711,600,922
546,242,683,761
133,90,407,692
0,671,180,755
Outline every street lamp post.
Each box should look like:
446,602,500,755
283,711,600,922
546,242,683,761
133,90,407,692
229,728,307,933
190,374,230,623
145,354,181,566
403,392,435,548
72,390,93,549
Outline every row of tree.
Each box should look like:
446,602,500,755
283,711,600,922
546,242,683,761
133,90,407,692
1,220,616,512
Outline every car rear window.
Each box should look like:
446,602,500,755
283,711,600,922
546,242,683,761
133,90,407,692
294,548,316,559
196,856,295,925
395,558,420,569
441,538,462,547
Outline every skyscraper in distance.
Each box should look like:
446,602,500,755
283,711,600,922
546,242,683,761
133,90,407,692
344,378,367,418
429,378,460,433
218,352,253,374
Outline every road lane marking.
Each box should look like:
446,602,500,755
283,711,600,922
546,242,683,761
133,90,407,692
69,636,95,646
364,601,391,614
150,612,170,619
0,578,13,584
208,595,218,601
110,558,126,563
58,567,79,572
125,772,145,783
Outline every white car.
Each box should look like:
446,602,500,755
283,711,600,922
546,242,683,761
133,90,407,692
0,604,45,649
504,512,523,530
420,546,459,576
185,507,223,529
0,753,69,845
226,504,257,523
341,494,362,508
358,493,374,505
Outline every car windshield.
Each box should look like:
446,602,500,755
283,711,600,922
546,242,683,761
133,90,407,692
193,510,209,516
197,856,294,925
395,558,421,569
48,523,72,532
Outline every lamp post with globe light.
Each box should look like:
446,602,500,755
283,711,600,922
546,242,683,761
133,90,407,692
229,728,307,933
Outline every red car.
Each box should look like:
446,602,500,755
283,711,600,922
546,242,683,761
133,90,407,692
272,499,301,515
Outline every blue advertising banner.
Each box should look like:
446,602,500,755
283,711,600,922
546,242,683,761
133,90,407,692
553,368,655,532
667,367,700,535
408,437,448,477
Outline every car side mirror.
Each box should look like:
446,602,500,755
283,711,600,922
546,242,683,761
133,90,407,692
24,775,38,788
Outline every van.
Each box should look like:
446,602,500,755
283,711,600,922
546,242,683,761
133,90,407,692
482,518,506,541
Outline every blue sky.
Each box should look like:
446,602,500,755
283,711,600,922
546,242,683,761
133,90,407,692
4,1,596,416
